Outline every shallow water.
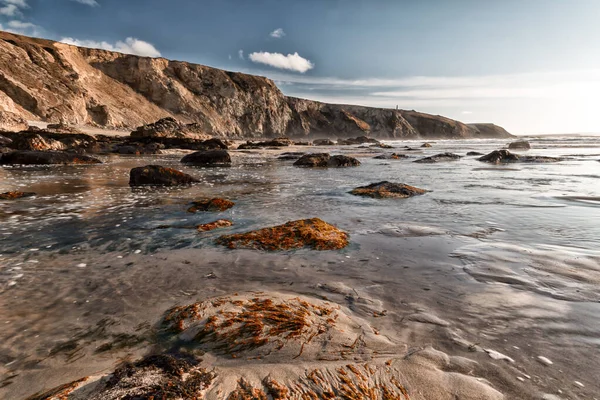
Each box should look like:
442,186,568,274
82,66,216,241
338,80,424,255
1,137,599,399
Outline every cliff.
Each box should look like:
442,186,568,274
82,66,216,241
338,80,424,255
0,31,512,139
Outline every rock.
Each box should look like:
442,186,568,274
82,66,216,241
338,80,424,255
478,149,562,163
131,117,210,140
371,143,393,149
0,191,36,200
293,153,360,168
313,139,336,146
277,152,306,160
414,152,462,163
11,133,67,151
373,153,408,160
466,151,484,156
129,165,198,186
45,123,83,134
421,142,433,148
0,151,102,165
508,140,531,150
292,141,312,146
180,150,231,166
0,111,28,132
0,134,12,146
216,218,349,251
115,142,164,155
188,198,235,213
197,219,233,232
337,136,379,145
350,181,427,198
237,138,292,149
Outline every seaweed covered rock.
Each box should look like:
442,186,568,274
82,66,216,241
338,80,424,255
216,218,349,251
508,140,531,150
197,219,233,232
188,198,235,213
181,149,231,166
0,191,36,200
414,152,462,163
129,165,198,186
293,153,360,168
350,181,427,199
0,151,101,165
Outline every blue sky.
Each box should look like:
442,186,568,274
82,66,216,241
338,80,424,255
1,0,600,134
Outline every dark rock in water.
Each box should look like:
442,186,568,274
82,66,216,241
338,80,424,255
216,218,349,251
508,140,531,150
0,134,12,146
337,136,379,145
11,133,66,151
350,181,427,198
373,153,408,160
466,151,484,156
293,153,360,167
116,142,164,155
129,165,198,186
371,143,393,149
421,142,433,148
313,139,336,146
181,149,231,166
0,151,101,165
414,152,462,163
197,219,234,232
238,138,292,149
479,149,562,163
293,141,312,146
0,191,36,200
278,152,306,160
188,198,235,213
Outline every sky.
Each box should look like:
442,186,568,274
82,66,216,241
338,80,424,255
1,0,600,134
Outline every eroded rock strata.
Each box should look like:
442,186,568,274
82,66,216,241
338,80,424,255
0,31,512,140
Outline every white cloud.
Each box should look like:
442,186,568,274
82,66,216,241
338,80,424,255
461,111,473,114
2,0,27,7
70,0,99,6
248,51,314,73
4,19,42,36
0,4,18,15
269,28,285,39
60,37,161,57
238,49,244,60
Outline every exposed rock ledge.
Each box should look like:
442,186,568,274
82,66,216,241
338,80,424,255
0,31,512,140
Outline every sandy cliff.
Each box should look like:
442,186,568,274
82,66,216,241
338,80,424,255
0,31,512,139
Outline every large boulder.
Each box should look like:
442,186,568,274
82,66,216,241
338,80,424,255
11,133,66,151
350,181,427,198
131,117,210,140
293,153,360,168
414,152,462,163
508,140,531,150
181,150,231,166
0,151,101,165
0,111,28,132
216,218,349,251
337,136,379,145
129,165,198,186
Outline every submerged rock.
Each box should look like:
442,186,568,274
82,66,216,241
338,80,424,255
216,218,349,251
237,138,292,149
129,165,198,186
337,136,379,145
373,153,408,160
277,151,306,160
0,151,101,165
414,152,462,163
293,153,360,168
313,138,335,146
421,142,433,148
180,149,231,166
188,198,235,213
350,181,427,198
466,151,484,156
508,140,531,150
0,191,36,200
478,149,562,163
197,219,233,232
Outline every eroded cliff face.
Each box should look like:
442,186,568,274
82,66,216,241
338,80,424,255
0,31,512,139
